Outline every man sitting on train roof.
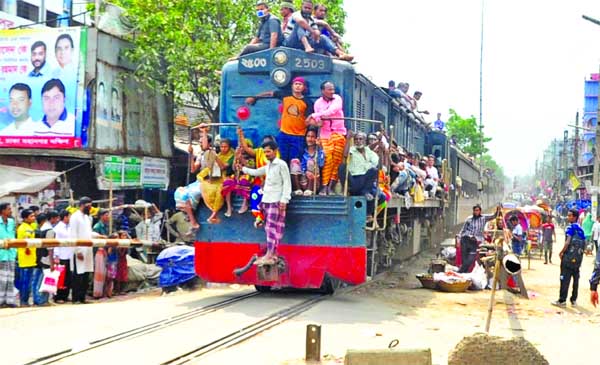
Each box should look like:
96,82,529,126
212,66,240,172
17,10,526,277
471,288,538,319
280,2,295,37
238,1,283,57
283,0,353,61
245,76,313,165
313,3,345,54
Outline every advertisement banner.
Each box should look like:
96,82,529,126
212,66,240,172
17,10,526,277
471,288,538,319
123,157,142,186
141,157,169,189
0,27,87,148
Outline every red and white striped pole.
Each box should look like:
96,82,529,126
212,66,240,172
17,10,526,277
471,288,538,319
0,239,155,249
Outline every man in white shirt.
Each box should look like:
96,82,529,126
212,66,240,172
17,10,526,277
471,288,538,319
53,210,72,303
35,79,75,137
240,140,291,265
68,197,97,304
0,83,37,136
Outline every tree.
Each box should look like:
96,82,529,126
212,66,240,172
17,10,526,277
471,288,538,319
114,0,348,124
114,0,256,123
446,108,491,157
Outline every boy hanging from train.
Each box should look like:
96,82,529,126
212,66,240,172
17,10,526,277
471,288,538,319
236,140,292,265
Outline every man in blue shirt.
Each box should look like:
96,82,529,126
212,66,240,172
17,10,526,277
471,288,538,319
433,113,445,131
0,202,17,307
552,209,586,307
239,1,283,56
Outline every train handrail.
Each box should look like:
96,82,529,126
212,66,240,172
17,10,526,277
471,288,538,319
0,238,155,249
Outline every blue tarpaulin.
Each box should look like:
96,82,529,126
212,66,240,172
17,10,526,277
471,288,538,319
156,246,197,288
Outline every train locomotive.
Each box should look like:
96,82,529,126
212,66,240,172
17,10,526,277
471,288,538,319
193,47,503,292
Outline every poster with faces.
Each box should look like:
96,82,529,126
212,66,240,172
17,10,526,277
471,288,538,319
0,27,86,149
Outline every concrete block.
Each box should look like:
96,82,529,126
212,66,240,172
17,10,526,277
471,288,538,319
344,348,432,365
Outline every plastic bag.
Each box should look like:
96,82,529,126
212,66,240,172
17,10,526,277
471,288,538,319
413,184,425,203
467,262,487,290
55,264,66,289
39,269,60,294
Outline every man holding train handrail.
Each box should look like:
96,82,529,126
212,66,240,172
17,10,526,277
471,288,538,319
457,204,501,273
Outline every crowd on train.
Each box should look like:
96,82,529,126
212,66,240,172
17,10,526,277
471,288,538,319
236,1,353,61
174,76,445,243
0,200,168,308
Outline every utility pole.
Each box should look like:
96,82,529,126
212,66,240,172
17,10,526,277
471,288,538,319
562,130,568,198
478,0,485,204
574,112,580,175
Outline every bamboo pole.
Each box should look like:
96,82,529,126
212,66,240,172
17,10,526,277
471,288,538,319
485,207,504,333
108,178,113,235
0,238,153,249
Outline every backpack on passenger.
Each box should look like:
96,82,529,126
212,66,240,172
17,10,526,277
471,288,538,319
563,235,585,269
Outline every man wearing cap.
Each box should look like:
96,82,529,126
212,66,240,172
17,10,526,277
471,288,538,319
283,0,353,61
280,2,295,37
246,76,313,164
239,1,283,56
68,197,98,304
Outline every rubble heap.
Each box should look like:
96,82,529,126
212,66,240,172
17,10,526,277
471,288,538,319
448,333,548,365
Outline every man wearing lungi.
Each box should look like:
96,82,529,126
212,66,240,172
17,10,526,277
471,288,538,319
0,203,17,307
240,140,292,265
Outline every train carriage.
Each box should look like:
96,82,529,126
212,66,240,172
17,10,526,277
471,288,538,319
193,47,503,291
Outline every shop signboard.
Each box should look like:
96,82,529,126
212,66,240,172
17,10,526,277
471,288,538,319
99,155,167,190
0,27,87,149
141,157,169,190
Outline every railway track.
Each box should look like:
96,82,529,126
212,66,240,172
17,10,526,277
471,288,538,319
25,291,261,365
161,294,327,365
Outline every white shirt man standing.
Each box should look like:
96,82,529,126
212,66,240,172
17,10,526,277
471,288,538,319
53,210,72,303
68,197,97,304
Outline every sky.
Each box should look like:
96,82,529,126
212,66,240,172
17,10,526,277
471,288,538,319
344,0,600,177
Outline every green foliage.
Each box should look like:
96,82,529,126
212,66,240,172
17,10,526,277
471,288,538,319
114,0,256,122
114,0,347,122
446,108,491,157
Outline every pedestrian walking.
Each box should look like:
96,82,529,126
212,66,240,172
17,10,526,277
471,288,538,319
552,209,586,308
542,216,557,264
0,203,17,308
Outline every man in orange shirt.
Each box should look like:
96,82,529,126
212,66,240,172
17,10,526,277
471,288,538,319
246,77,313,164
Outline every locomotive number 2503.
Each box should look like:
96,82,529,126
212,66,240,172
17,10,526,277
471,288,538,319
294,58,326,70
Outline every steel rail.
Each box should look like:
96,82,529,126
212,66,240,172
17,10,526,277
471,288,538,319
161,294,327,365
25,291,261,365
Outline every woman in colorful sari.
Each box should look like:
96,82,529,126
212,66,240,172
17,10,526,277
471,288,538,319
198,130,225,223
215,139,235,217
222,139,255,217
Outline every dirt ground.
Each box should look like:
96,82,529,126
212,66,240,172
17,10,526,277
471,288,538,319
202,227,600,365
3,227,599,365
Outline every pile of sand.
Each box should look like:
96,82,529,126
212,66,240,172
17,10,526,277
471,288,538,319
448,333,548,365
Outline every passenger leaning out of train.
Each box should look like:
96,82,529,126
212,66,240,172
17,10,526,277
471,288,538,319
290,126,325,196
306,81,346,195
245,77,313,165
237,1,283,57
283,0,353,61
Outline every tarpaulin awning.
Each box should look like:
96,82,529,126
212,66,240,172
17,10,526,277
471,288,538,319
0,164,61,198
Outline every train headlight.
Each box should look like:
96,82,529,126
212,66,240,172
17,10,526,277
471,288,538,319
271,68,290,87
272,51,288,66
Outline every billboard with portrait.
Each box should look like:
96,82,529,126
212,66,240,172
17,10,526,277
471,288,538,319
0,27,87,149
